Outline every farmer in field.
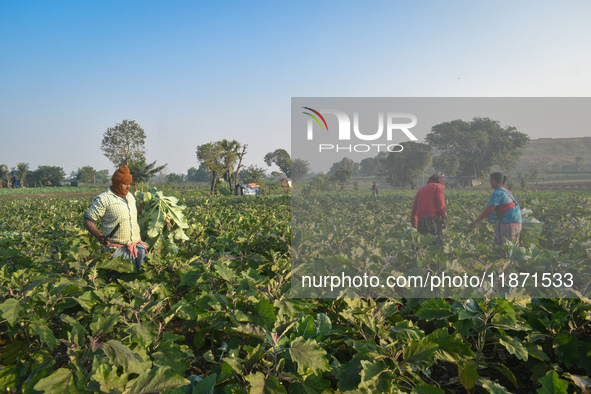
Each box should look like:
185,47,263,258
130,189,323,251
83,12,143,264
372,182,379,196
410,174,447,243
83,165,147,271
468,172,522,252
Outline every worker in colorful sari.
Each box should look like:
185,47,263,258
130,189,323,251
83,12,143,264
468,172,522,250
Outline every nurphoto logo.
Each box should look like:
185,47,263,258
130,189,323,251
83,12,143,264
302,107,418,153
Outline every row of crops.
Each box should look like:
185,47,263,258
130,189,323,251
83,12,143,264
291,191,590,299
0,187,104,196
0,191,590,393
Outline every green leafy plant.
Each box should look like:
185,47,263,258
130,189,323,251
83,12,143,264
0,191,590,393
136,187,189,254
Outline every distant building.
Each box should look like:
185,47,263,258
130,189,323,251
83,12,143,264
236,183,260,195
447,176,481,188
281,178,292,188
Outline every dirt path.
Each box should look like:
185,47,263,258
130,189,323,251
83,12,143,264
527,182,591,191
0,190,101,200
459,182,591,192
2,183,590,201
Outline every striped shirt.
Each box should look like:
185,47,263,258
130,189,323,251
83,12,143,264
84,188,141,245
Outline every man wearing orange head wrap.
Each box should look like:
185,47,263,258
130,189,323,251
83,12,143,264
83,165,148,272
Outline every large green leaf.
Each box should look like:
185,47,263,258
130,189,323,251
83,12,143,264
359,359,389,390
0,298,23,326
498,335,528,361
253,299,276,331
91,364,129,393
29,323,59,350
453,319,475,337
73,290,98,312
90,313,119,335
245,372,286,394
242,344,265,372
126,323,156,349
168,300,198,321
214,263,236,283
479,378,512,394
192,373,217,394
490,363,517,389
524,343,550,362
553,332,591,372
125,365,190,393
411,383,446,394
60,314,88,347
288,337,330,375
458,362,479,390
293,316,316,339
415,298,455,320
491,300,531,331
101,340,147,375
402,338,439,368
96,256,135,273
427,328,474,363
536,370,568,394
167,206,189,229
315,313,331,337
288,373,331,394
21,360,56,393
148,209,165,238
33,368,87,393
152,342,191,376
389,320,423,341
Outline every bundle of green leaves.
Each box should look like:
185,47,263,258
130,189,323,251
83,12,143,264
521,208,544,236
136,187,189,254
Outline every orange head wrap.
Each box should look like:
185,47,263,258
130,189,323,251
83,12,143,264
110,165,133,198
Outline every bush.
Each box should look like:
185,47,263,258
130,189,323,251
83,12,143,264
216,184,233,196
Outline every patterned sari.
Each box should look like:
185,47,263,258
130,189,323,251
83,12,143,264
417,216,444,244
487,187,522,246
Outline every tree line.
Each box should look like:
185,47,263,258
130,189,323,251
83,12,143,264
2,120,303,191
5,117,523,191
304,117,530,190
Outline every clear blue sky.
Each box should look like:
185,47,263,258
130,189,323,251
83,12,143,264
1,1,590,176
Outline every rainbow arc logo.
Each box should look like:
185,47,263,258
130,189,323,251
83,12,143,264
302,107,329,132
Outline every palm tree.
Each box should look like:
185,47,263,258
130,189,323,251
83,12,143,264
0,164,7,188
16,162,29,187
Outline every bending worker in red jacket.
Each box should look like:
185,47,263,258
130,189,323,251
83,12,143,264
410,174,447,244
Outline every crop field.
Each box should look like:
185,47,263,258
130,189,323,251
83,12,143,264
292,191,591,299
1,191,590,393
0,187,106,201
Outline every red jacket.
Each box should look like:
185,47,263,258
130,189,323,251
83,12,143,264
411,182,447,228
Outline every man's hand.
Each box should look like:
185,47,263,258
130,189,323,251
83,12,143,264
98,235,112,246
84,219,107,245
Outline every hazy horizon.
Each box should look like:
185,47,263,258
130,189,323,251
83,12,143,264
2,1,590,176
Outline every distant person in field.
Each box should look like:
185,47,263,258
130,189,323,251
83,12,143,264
468,172,522,253
372,182,379,196
83,165,147,272
411,174,447,244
